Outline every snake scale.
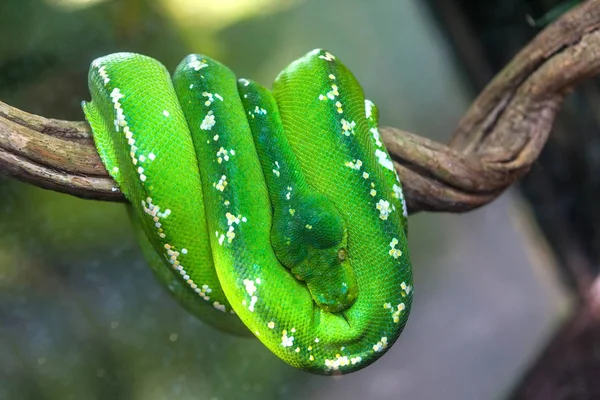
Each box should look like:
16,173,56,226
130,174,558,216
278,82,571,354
82,49,413,375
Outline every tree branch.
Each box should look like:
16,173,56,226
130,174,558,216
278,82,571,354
2,0,600,212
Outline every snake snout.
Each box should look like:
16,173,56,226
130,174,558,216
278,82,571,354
270,193,359,313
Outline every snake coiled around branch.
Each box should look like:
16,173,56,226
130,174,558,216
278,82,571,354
82,49,413,375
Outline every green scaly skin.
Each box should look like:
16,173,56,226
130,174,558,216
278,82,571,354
82,49,413,375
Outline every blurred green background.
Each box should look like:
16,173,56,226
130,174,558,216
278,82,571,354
0,0,573,399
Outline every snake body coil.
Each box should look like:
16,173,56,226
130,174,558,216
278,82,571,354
82,49,413,375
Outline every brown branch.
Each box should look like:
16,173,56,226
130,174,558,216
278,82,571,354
2,0,600,212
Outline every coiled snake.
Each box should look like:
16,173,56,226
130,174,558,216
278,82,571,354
82,49,413,375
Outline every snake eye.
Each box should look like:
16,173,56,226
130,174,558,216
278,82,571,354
338,248,347,261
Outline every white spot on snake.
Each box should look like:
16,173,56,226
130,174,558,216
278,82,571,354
217,212,247,245
376,199,392,220
215,93,224,101
216,147,234,163
389,238,402,259
365,100,374,119
394,304,406,323
189,84,194,89
213,302,226,312
373,337,388,352
213,175,228,192
401,281,412,296
243,279,257,296
148,152,156,161
239,78,251,87
393,184,408,217
341,119,356,136
273,161,281,177
139,174,147,182
362,172,369,179
181,248,188,254
351,356,363,365
254,106,267,115
112,167,119,173
309,355,315,361
370,128,383,147
226,213,241,225
110,88,124,102
335,101,343,114
324,355,350,371
326,84,339,100
142,199,172,221
97,65,110,86
213,134,219,141
315,338,320,343
110,88,126,132
384,301,406,323
162,110,170,117
248,296,258,312
281,330,294,347
268,321,275,329
329,74,336,80
161,239,211,302
375,149,394,171
227,227,237,243
195,284,212,301
319,52,335,61
188,56,208,71
202,92,215,106
344,159,362,170
201,111,216,130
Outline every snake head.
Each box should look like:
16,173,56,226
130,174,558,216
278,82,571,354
271,192,358,313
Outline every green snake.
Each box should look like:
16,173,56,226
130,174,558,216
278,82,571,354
82,49,413,375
